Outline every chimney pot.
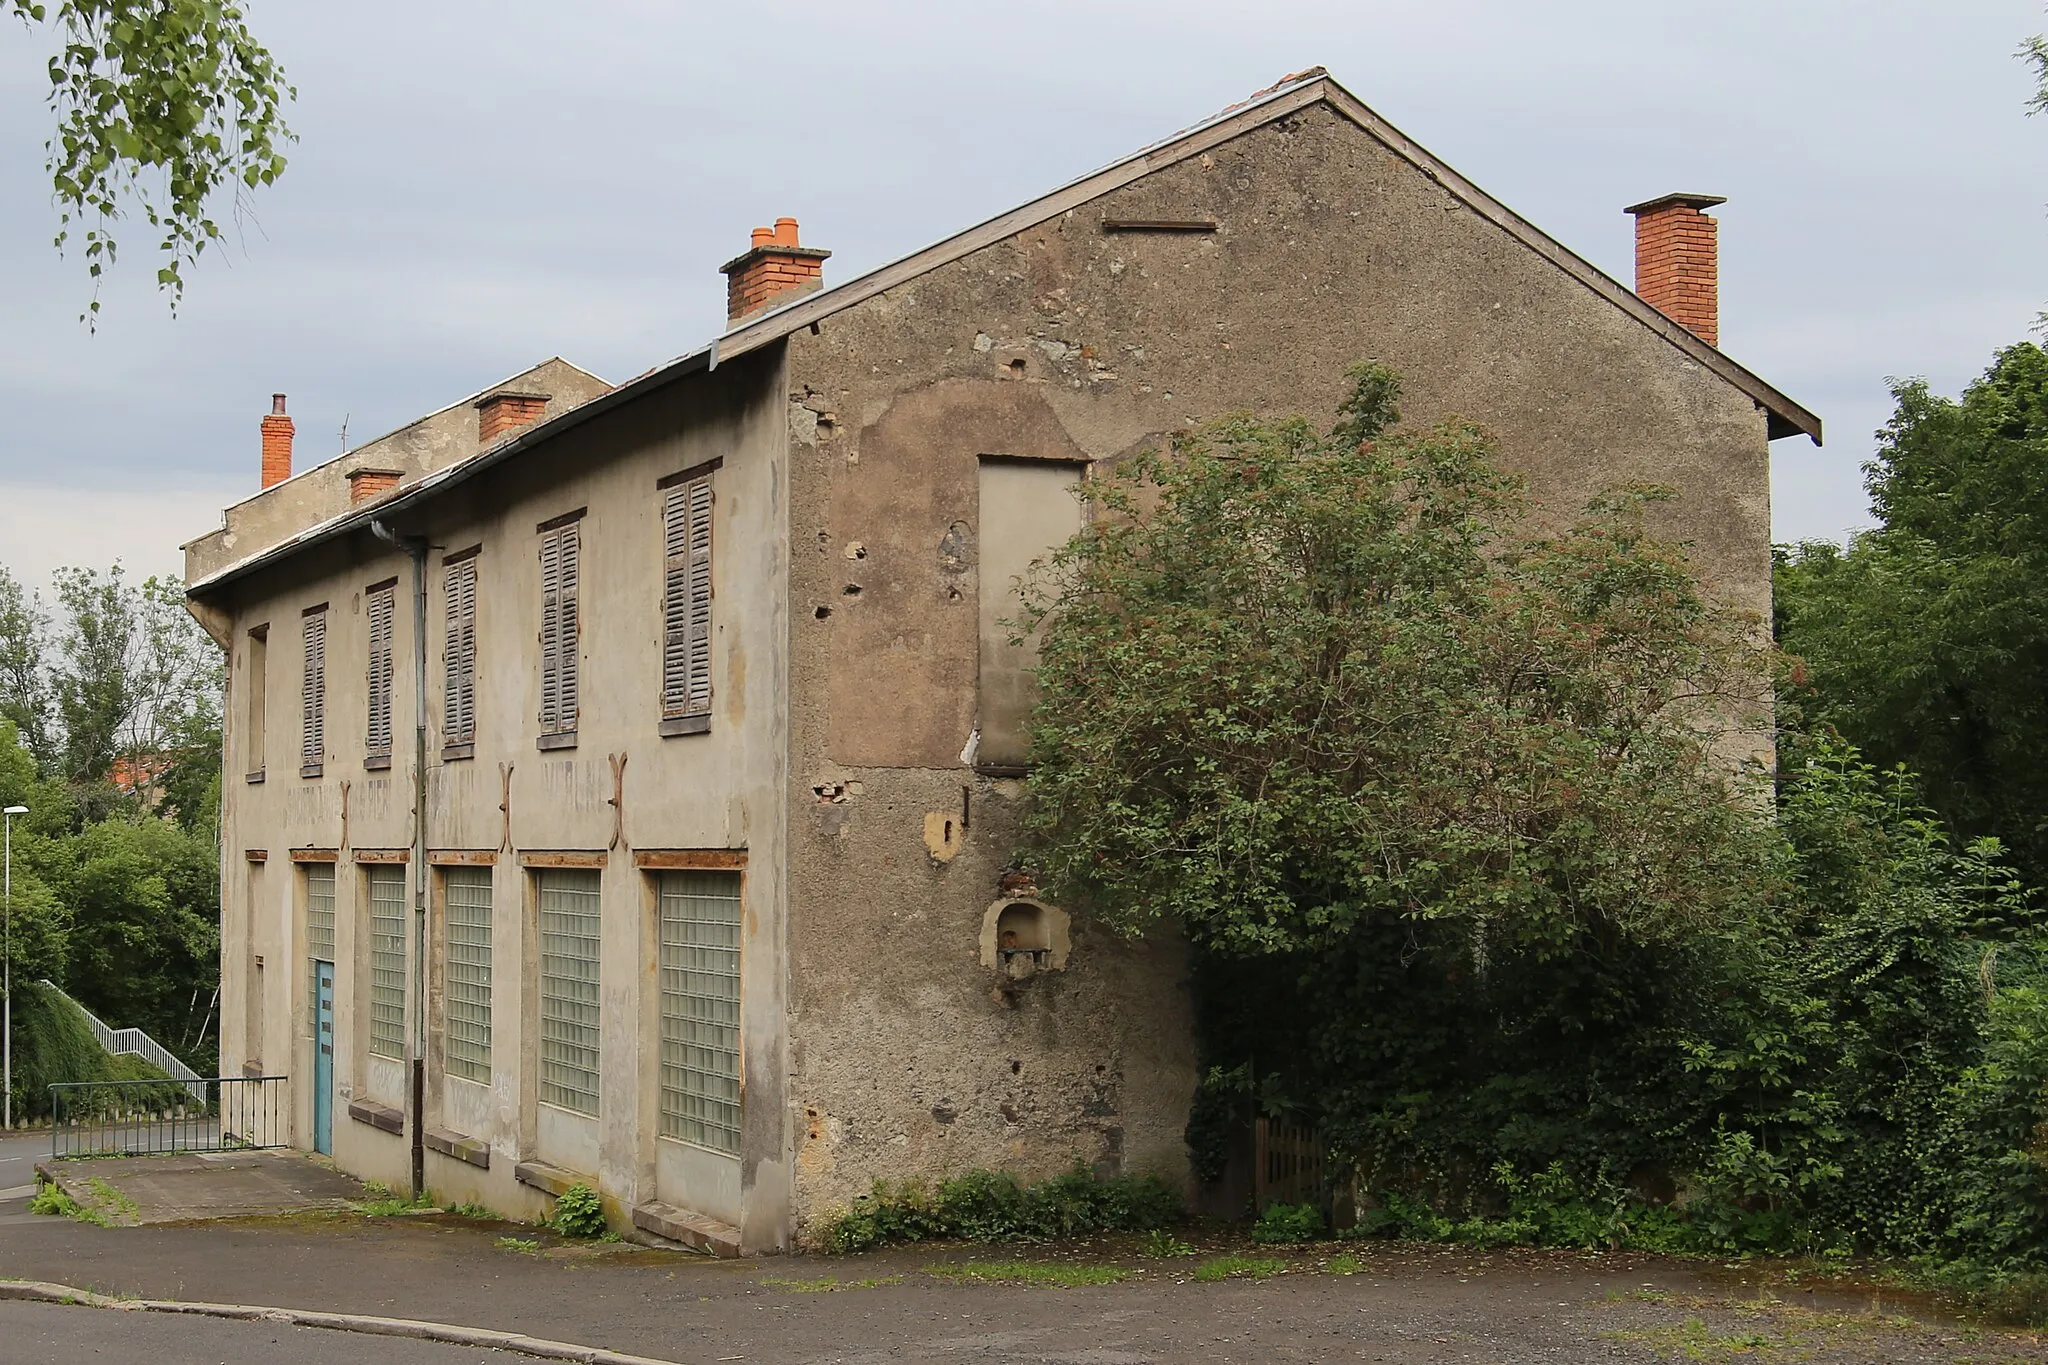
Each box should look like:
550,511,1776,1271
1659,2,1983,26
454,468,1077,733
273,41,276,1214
720,217,831,326
259,394,295,490
1626,192,1726,348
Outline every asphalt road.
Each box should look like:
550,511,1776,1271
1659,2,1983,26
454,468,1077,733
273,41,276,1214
0,1127,46,1201
0,1300,527,1364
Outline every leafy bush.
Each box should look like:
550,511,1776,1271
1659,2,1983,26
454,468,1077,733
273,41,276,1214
550,1183,608,1239
819,1164,1182,1253
1250,1202,1325,1245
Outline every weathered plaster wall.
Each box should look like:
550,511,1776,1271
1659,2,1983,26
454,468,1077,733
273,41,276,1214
206,350,790,1248
779,100,1771,1228
185,359,612,584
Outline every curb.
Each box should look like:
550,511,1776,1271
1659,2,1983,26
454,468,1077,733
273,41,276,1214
0,1279,682,1364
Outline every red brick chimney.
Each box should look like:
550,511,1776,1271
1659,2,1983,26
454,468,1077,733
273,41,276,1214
1626,193,1726,347
348,468,401,504
476,391,549,444
260,393,294,489
720,217,830,325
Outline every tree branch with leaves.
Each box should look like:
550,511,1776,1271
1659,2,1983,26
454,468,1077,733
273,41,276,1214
9,0,294,320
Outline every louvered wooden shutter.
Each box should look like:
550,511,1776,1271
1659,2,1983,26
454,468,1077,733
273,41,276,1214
539,524,580,734
366,586,395,760
301,610,326,767
661,478,713,718
444,558,477,744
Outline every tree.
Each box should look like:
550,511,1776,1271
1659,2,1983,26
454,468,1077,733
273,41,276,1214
1777,343,2048,888
7,0,293,318
0,569,54,768
1021,363,1773,962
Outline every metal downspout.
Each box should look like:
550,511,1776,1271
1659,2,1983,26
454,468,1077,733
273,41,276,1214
373,518,431,1199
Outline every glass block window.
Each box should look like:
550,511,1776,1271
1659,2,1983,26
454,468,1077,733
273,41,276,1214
443,867,493,1083
657,870,741,1154
367,864,407,1060
537,869,601,1115
306,863,336,1034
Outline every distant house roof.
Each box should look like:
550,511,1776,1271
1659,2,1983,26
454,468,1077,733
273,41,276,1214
190,68,1818,599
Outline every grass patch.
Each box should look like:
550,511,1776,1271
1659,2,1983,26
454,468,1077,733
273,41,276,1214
447,1201,499,1221
1326,1253,1364,1275
760,1275,905,1293
353,1194,436,1217
1193,1255,1287,1283
925,1260,1132,1288
83,1178,138,1221
1602,1293,2020,1364
494,1236,541,1253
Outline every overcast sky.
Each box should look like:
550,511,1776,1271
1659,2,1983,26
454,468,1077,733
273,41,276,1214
2,1,2042,591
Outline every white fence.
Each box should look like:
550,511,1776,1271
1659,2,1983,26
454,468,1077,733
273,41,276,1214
38,979,208,1105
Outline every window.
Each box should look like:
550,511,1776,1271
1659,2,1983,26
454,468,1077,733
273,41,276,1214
301,606,327,777
657,870,741,1154
443,553,478,755
537,869,600,1114
659,468,715,735
245,626,268,781
975,459,1086,769
305,863,336,1034
367,864,407,1060
442,867,492,1083
366,582,396,769
537,516,581,747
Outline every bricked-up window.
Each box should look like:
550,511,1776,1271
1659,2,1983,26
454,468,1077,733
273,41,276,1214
366,864,407,1060
658,466,715,735
300,606,327,778
365,581,396,769
443,552,478,754
442,866,492,1083
537,514,582,747
244,625,268,781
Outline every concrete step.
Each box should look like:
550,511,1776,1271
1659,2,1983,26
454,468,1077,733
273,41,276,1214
632,1200,741,1258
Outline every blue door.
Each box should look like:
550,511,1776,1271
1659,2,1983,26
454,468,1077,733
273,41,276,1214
313,960,335,1155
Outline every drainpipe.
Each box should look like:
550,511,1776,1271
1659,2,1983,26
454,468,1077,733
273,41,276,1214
371,518,430,1200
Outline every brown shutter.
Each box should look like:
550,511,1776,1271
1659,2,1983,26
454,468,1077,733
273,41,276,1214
301,610,326,770
444,558,477,745
539,523,580,735
366,586,395,760
661,478,713,719
557,523,580,730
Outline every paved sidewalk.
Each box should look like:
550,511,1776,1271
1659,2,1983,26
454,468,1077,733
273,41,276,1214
34,1149,367,1224
1,1299,526,1365
0,1201,2039,1364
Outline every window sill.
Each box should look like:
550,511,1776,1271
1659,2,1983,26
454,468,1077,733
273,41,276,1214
365,754,392,771
300,762,324,779
245,769,265,785
659,714,711,738
347,1097,404,1135
441,742,475,761
536,731,577,752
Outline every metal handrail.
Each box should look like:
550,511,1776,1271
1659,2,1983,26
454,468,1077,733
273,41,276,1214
49,1075,289,1159
37,978,207,1104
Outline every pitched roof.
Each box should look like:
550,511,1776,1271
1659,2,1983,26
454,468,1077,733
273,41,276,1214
190,68,1818,597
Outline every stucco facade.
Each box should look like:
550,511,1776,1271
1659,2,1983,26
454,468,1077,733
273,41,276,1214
188,71,1815,1253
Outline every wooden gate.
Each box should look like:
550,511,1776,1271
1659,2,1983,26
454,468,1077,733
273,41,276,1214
1253,1116,1326,1212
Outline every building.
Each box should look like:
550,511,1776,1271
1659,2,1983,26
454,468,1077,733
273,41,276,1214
183,68,1819,1255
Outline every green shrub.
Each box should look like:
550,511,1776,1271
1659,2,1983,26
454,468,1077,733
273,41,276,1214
820,1163,1182,1253
550,1183,608,1239
1250,1202,1324,1244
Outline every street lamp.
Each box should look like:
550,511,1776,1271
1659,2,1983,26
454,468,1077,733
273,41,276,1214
3,804,25,1132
